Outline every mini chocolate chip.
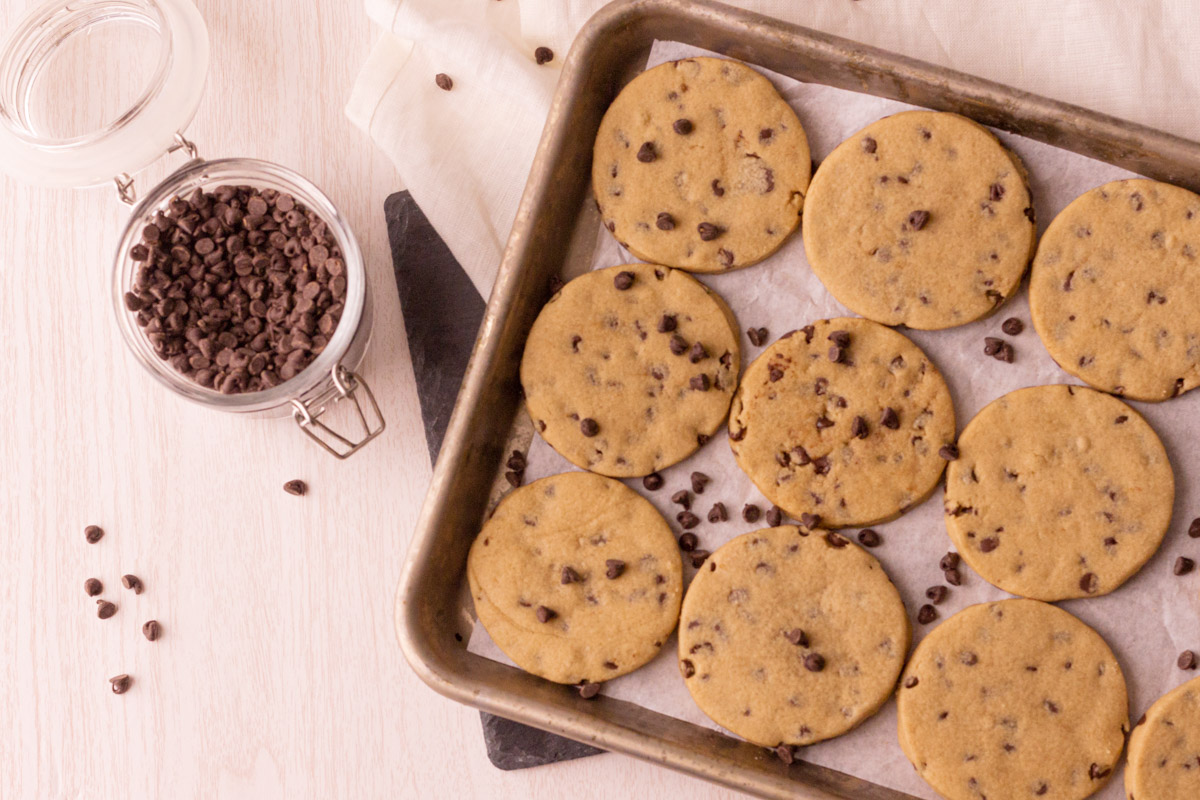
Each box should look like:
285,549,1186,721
656,212,675,231
142,620,161,641
908,210,931,230
1175,556,1195,576
283,480,307,496
851,416,869,439
960,652,979,666
880,407,899,429
800,513,821,530
97,600,117,620
678,532,698,552
765,506,783,527
862,137,877,154
681,659,696,678
917,604,938,624
827,330,850,348
979,537,999,553
1001,317,1024,335
678,511,700,529
1190,517,1200,538
669,334,688,355
434,73,453,91
536,606,557,623
84,578,103,597
939,444,959,460
990,183,1005,202
710,179,725,197
785,628,808,647
926,585,949,604
121,574,144,594
110,674,132,695
534,46,554,65
803,653,826,672
689,374,710,391
690,472,709,493
828,345,847,364
747,327,768,347
1179,650,1198,670
707,503,727,523
673,118,693,135
561,566,581,584
858,529,881,547
504,470,522,488
1088,764,1111,781
983,337,1003,356
658,314,677,333
643,472,664,491
614,271,635,290
580,418,599,437
689,550,711,568
506,451,527,471
816,415,834,430
742,504,761,523
944,567,963,586
904,676,919,689
578,681,601,699
697,222,720,241
672,490,691,509
1080,572,1099,594
774,744,796,765
940,552,961,571
605,559,626,579
688,342,707,363
85,525,105,544
637,142,656,163
824,532,848,549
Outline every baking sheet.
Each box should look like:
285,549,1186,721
469,40,1200,799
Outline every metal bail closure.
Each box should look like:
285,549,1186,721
115,132,201,206
291,365,385,459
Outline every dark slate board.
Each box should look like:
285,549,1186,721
386,191,603,769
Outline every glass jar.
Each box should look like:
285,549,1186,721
0,0,384,457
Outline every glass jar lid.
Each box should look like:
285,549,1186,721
0,0,209,187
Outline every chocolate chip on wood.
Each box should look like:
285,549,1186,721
534,46,554,65
84,525,104,544
84,578,103,597
109,674,132,694
97,600,117,620
142,620,161,641
121,574,144,594
434,73,453,91
283,480,307,496
1176,556,1195,576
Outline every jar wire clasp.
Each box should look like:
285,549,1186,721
291,365,386,459
114,132,202,206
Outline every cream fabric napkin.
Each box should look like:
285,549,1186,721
347,0,1200,297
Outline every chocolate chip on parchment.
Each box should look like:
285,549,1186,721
1175,556,1195,576
766,506,783,527
742,504,761,523
97,600,117,620
1079,572,1099,594
1190,517,1200,538
85,525,105,544
1001,317,1024,335
747,327,768,347
605,559,626,579
613,271,635,290
283,480,307,496
851,416,869,439
678,532,698,552
680,659,696,678
926,585,949,604
636,142,656,163
561,566,582,584
939,444,959,461
983,337,1003,356
109,674,132,695
707,503,727,523
1179,650,1198,670
803,653,826,672
672,490,691,509
907,210,930,230
862,137,877,154
580,418,600,437
690,472,709,493
689,374,710,391
689,550,711,568
940,552,960,571
800,512,821,530
858,529,881,547
917,604,938,624
534,46,554,65
504,470,522,488
121,574,144,594
785,628,808,647
643,472,664,491
658,314,677,333
688,342,707,363
673,118,693,135
506,450,526,471
536,606,557,623
944,567,963,586
656,212,675,231
434,73,453,91
774,744,796,765
84,578,103,597
697,222,721,241
142,620,161,641
880,407,899,429
678,511,700,529
669,334,688,355
578,681,601,699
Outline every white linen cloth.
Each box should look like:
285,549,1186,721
347,0,1200,297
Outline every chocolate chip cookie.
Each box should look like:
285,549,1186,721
678,525,909,747
1126,674,1200,799
1030,178,1200,401
802,110,1036,329
593,57,811,273
728,317,955,527
467,471,683,684
897,599,1129,800
522,263,740,477
944,384,1173,601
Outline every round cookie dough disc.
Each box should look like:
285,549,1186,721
678,525,910,747
593,57,811,273
1126,674,1200,799
728,317,955,528
802,110,1037,329
522,263,740,477
467,472,683,684
897,599,1129,800
944,384,1173,601
1029,178,1200,401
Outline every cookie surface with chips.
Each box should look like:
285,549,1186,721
1125,674,1200,800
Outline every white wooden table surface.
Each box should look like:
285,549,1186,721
0,1,739,798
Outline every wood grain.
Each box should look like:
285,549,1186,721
0,1,740,797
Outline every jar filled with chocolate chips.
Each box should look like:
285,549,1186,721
0,0,383,457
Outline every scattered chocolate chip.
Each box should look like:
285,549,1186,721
939,444,959,461
605,559,625,579
142,620,161,641
578,681,601,699
908,210,931,230
824,532,848,549
940,552,960,571
672,490,691,509
504,470,521,487
434,73,453,91
121,574,144,594
785,628,808,647
636,142,656,163
989,183,1006,202
1080,572,1099,594
697,222,720,241
926,585,949,604
613,270,635,290
747,327,768,347
1175,556,1195,576
858,529,881,547
534,46,554,65
678,511,700,529
1190,517,1200,538
690,472,709,493
669,334,688,355
656,212,675,231
561,566,581,584
851,416,869,439
774,744,796,765
803,653,826,672
688,341,708,363
110,674,132,695
506,450,527,471
707,503,727,523
657,314,677,333
800,513,820,530
580,418,599,437
536,606,557,623
983,337,1003,356
742,504,761,523
862,137,877,154
85,525,105,544
917,604,938,624
880,407,899,429
673,118,693,135
1179,650,1197,670
283,480,307,497
765,506,783,527
1001,317,1024,335
689,550,711,568
689,374,710,391
84,578,103,597
944,567,962,586
643,472,664,491
97,600,117,620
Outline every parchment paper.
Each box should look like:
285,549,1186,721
469,41,1200,799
